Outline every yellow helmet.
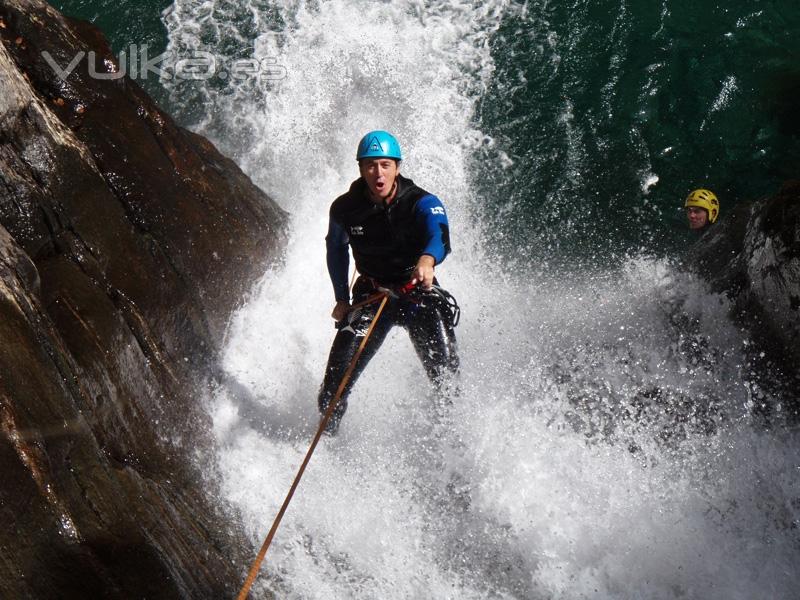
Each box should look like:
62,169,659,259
684,188,720,223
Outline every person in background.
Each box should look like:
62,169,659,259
685,188,720,233
317,130,460,435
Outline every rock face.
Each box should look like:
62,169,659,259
0,1,287,598
687,182,800,414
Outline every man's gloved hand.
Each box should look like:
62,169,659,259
411,254,435,289
331,300,351,321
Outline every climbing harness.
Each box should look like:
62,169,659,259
396,282,461,327
363,277,460,327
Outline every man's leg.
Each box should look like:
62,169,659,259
317,300,394,433
407,291,460,398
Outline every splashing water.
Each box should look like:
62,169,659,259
162,1,800,598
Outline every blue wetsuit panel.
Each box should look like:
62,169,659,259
415,194,450,264
326,218,351,301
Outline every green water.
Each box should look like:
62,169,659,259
54,0,800,259
475,0,800,260
54,0,171,54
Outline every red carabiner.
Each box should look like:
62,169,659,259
398,280,418,295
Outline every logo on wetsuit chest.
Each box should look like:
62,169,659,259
349,225,365,236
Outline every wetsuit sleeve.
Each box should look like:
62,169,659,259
325,215,351,302
414,194,451,264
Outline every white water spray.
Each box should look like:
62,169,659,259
163,1,800,598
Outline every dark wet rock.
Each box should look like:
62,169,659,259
686,181,800,415
1,1,286,597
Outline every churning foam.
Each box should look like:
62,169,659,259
163,1,800,598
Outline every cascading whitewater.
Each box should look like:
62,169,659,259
161,1,800,598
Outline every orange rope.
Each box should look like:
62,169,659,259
347,292,390,312
236,293,390,599
349,268,358,293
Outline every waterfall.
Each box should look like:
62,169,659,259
162,1,800,597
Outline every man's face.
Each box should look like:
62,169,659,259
686,206,709,230
359,158,399,200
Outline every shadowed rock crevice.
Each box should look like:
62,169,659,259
1,1,287,597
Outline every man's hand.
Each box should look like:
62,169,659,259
411,254,435,289
331,300,351,321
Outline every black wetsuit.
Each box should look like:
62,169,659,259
318,175,459,431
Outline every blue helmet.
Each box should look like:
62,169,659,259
356,130,402,161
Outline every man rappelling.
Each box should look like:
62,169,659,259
317,130,460,435
237,132,463,595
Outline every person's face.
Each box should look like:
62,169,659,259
359,158,399,200
686,206,709,230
